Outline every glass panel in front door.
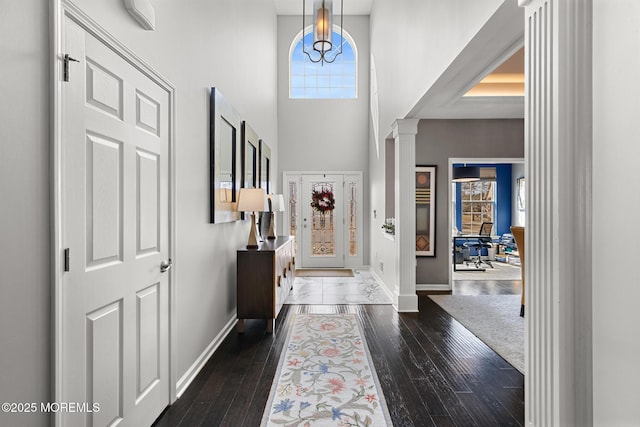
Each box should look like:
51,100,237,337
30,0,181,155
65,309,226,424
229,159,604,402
310,181,336,257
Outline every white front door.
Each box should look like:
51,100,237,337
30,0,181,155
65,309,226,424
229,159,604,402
60,16,170,426
301,175,345,268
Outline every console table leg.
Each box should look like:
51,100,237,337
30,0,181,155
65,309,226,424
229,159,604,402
237,319,245,334
266,319,274,334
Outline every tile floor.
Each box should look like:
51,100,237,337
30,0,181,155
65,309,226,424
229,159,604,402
284,269,393,305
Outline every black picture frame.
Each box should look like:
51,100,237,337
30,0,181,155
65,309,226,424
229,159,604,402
209,87,242,223
416,165,436,257
259,140,272,194
241,121,259,190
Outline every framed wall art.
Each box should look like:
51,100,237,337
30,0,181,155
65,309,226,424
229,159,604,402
416,166,436,256
241,121,259,190
209,87,242,223
259,140,272,194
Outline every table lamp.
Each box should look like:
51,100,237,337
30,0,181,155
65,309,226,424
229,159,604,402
237,188,267,249
267,194,285,239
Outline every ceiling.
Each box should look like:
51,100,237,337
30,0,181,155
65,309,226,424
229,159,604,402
408,0,525,119
274,0,373,15
274,0,524,120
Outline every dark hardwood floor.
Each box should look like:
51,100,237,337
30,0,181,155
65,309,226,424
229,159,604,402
153,295,524,426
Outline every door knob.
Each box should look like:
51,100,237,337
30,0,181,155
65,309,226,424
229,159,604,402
160,259,173,273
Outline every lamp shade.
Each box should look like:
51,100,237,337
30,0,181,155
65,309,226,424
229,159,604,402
237,188,268,212
268,194,286,212
452,166,481,182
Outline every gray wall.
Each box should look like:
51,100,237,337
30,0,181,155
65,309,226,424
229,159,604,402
415,119,524,284
0,1,50,426
367,0,507,291
277,15,370,261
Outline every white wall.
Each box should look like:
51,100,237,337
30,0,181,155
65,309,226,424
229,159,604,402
0,1,278,424
367,0,505,288
512,162,525,226
71,0,279,391
277,15,370,261
0,1,50,425
592,1,640,424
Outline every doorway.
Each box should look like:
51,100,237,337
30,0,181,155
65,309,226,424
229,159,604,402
54,6,176,426
284,172,363,269
448,158,524,289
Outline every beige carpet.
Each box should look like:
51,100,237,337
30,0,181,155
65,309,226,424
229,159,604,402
429,294,524,373
453,261,522,281
296,268,354,277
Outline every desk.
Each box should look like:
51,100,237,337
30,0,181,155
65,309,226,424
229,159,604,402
452,235,490,272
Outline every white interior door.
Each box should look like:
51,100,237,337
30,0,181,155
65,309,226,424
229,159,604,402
61,16,170,426
301,175,345,268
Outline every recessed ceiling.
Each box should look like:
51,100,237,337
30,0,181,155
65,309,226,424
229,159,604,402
274,0,373,15
464,48,524,97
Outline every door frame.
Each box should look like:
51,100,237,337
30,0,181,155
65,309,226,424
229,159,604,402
51,2,178,424
447,157,524,291
283,171,364,269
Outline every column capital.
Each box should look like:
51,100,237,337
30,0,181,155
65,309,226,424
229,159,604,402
391,119,419,139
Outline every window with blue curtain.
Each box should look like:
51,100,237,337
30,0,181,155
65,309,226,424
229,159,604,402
290,29,357,99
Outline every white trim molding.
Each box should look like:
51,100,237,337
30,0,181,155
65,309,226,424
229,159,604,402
392,119,419,312
447,157,524,290
522,0,593,425
416,284,449,292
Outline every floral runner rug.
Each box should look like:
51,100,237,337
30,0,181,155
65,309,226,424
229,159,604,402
261,314,392,426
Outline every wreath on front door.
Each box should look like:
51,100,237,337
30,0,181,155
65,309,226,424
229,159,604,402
310,188,335,213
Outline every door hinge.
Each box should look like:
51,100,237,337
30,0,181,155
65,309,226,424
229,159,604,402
63,54,80,82
64,248,70,272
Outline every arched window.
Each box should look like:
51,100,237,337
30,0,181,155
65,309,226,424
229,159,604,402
289,27,357,99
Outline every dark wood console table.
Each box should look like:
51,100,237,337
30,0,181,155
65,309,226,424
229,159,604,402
236,236,295,333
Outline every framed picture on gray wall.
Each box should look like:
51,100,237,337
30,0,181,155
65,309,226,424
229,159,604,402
416,166,436,256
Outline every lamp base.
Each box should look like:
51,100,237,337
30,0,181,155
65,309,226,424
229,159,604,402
267,212,277,239
247,213,259,249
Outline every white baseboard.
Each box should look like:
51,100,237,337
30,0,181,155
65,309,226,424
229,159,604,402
175,314,237,398
416,283,451,292
365,265,396,302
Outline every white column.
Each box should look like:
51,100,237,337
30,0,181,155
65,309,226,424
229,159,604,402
392,119,419,312
520,0,593,425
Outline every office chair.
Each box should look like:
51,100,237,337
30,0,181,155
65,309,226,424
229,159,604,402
464,222,494,269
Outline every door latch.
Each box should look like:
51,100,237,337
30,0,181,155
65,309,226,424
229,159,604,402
63,54,80,82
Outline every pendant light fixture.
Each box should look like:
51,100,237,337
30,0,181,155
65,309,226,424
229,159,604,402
452,165,481,182
303,0,344,64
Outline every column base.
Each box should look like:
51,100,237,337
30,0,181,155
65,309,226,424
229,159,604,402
397,293,419,312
